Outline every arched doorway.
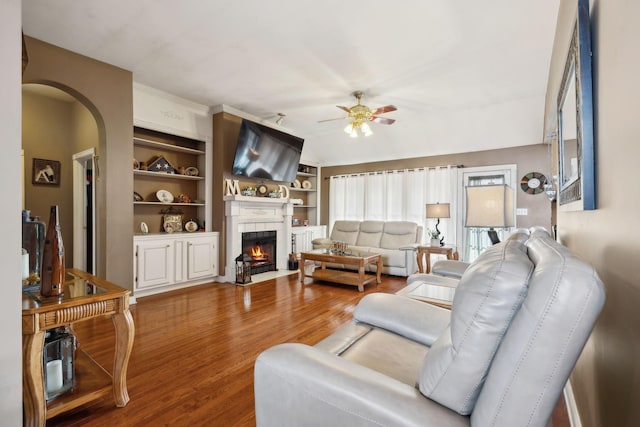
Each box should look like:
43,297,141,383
22,83,99,273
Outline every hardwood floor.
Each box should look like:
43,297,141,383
48,274,405,426
48,273,569,426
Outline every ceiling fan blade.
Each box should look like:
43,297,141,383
371,105,397,115
336,105,351,113
370,116,396,125
317,116,347,123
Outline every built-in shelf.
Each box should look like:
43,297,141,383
133,136,205,155
296,171,315,177
134,201,205,207
289,188,316,193
134,170,204,180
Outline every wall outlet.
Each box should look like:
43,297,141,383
516,208,528,216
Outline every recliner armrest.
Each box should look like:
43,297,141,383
255,343,469,427
354,293,450,347
431,260,470,279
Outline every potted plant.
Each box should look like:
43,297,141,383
428,229,441,247
241,186,257,197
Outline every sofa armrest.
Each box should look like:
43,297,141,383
255,343,469,427
354,293,450,347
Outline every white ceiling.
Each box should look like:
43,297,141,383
22,0,559,167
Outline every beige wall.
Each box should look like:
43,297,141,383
0,0,25,422
22,36,134,288
320,144,553,233
544,1,640,425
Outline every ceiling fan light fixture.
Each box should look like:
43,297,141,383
344,123,354,135
361,122,373,136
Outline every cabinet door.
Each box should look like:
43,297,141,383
186,237,215,280
135,240,175,289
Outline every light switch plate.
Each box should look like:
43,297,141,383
516,208,528,216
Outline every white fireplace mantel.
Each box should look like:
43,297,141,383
223,196,295,282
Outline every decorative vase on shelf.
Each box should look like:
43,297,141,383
41,205,65,297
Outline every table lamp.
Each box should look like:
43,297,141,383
465,185,515,244
426,202,450,247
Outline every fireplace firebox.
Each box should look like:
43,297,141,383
241,231,277,274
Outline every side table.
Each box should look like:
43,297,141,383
416,245,459,273
22,269,134,427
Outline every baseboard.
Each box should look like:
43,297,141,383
564,379,583,427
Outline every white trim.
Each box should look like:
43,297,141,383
564,380,583,427
72,148,96,273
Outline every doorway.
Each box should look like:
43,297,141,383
22,83,100,273
73,148,96,274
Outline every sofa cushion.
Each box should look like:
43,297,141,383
329,220,361,245
418,239,533,415
380,221,419,249
355,221,385,247
374,248,407,268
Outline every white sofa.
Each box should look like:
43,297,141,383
312,220,423,276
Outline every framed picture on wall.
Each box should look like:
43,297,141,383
32,158,61,185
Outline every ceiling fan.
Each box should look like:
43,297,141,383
319,91,397,137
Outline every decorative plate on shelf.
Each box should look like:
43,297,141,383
156,189,174,203
257,184,268,196
520,172,547,194
302,180,312,189
184,166,199,176
293,179,301,188
184,219,200,233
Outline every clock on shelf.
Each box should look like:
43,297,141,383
520,172,547,194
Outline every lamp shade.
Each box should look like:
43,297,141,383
426,203,450,219
465,185,515,228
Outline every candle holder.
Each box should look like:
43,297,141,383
43,327,76,401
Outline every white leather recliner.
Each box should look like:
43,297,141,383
254,229,605,426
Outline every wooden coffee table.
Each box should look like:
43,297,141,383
299,250,383,292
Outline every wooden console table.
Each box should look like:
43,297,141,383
22,269,134,427
416,245,459,273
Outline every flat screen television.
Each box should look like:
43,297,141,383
232,119,304,183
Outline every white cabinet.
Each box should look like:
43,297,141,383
186,235,217,280
134,232,219,297
291,225,327,253
135,239,175,289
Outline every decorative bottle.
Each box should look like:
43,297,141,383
41,205,65,297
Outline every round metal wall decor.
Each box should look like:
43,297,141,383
520,172,547,194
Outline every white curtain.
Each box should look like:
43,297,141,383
329,166,458,244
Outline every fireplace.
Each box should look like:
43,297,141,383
242,231,277,274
